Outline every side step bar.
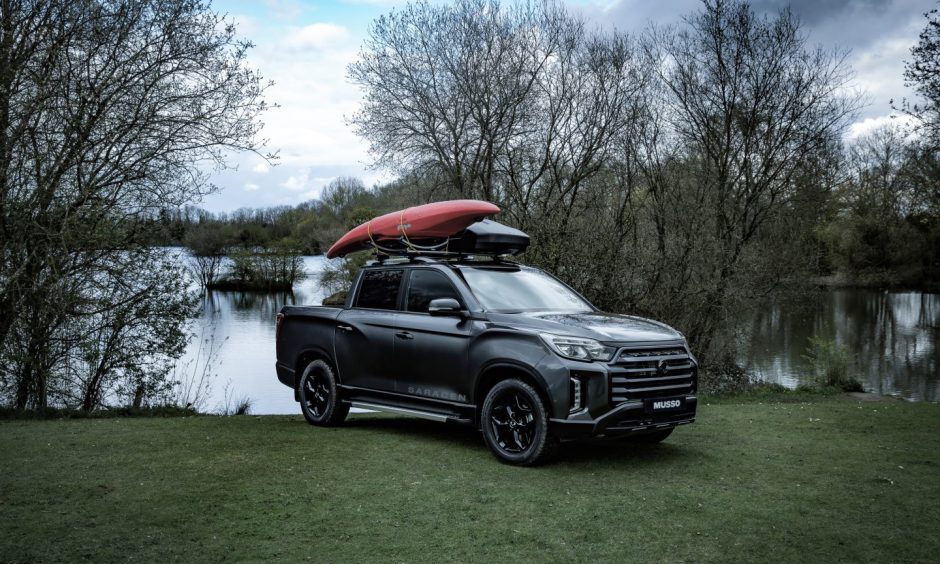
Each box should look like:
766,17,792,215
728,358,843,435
349,401,462,423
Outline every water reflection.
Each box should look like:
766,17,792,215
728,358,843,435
177,256,332,415
742,290,939,401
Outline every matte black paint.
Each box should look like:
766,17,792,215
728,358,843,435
275,260,697,439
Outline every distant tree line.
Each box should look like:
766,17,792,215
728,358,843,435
147,176,424,289
149,177,390,254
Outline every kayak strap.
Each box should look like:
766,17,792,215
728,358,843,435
398,210,417,253
366,218,376,248
370,237,449,255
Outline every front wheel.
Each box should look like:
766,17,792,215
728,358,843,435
481,379,556,466
298,359,349,426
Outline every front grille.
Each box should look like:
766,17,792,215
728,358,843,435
608,346,696,404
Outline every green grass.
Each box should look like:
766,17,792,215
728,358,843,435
1,396,938,562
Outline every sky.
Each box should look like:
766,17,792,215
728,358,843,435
200,0,933,213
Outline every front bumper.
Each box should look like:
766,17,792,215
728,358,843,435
549,395,697,439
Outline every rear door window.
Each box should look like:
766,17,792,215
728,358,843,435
355,269,403,310
406,270,462,313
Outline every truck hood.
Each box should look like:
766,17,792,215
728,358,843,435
486,311,683,344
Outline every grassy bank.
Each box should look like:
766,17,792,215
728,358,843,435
1,395,938,562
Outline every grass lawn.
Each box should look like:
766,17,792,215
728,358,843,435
1,395,938,562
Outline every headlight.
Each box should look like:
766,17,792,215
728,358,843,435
540,333,616,362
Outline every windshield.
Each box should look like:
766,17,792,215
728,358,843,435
460,266,592,313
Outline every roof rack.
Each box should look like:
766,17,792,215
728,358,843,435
366,249,516,267
363,219,530,265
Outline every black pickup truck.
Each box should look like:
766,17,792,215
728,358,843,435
275,255,698,465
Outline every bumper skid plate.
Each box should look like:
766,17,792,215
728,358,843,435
549,396,697,438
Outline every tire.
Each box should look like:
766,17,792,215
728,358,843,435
298,359,349,426
481,379,556,466
626,428,674,444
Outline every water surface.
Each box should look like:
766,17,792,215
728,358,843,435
177,256,331,415
741,290,939,401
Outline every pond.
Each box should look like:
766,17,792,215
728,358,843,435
180,257,939,414
175,256,333,415
741,289,939,402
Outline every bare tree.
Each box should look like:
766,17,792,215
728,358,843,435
902,7,940,146
636,0,862,361
0,0,271,409
65,253,196,411
184,222,228,287
347,0,861,372
349,0,651,268
320,177,368,217
900,7,940,223
844,125,917,217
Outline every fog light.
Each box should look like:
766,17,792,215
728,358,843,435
569,377,583,413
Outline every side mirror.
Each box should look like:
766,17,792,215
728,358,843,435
428,298,464,317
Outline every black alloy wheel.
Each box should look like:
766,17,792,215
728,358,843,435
303,375,329,418
489,390,537,453
481,379,555,465
298,359,349,426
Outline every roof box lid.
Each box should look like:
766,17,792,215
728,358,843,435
450,219,529,255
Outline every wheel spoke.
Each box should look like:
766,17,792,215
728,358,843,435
491,415,510,427
519,428,531,448
512,429,525,451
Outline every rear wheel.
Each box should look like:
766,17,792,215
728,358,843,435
481,379,555,466
298,359,349,426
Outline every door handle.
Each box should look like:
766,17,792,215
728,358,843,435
337,325,353,332
395,331,414,340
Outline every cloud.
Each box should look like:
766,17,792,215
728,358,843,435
282,23,351,51
362,170,394,188
237,18,368,172
243,183,260,191
580,0,923,125
231,14,258,37
847,114,915,140
848,33,919,116
281,170,309,191
341,0,404,5
252,162,270,174
264,0,304,21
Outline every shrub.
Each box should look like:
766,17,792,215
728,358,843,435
699,360,752,395
802,336,864,392
210,247,306,291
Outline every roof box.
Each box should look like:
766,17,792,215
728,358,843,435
450,219,529,255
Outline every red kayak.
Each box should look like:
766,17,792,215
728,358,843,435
326,200,500,258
